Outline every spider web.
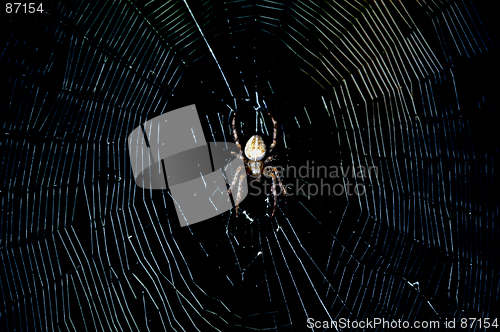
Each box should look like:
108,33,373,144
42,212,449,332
1,0,499,331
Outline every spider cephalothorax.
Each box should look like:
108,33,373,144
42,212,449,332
228,111,286,217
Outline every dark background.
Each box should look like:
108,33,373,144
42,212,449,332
1,1,499,331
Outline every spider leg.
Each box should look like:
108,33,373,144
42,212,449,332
231,150,246,162
267,112,278,154
263,155,277,164
228,165,244,200
270,166,287,197
232,113,243,152
234,173,246,217
268,172,277,217
263,166,287,217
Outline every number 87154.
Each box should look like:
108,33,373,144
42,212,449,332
6,3,44,14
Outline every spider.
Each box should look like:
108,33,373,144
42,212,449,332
228,111,286,217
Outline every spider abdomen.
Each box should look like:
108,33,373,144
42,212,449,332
245,135,266,161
